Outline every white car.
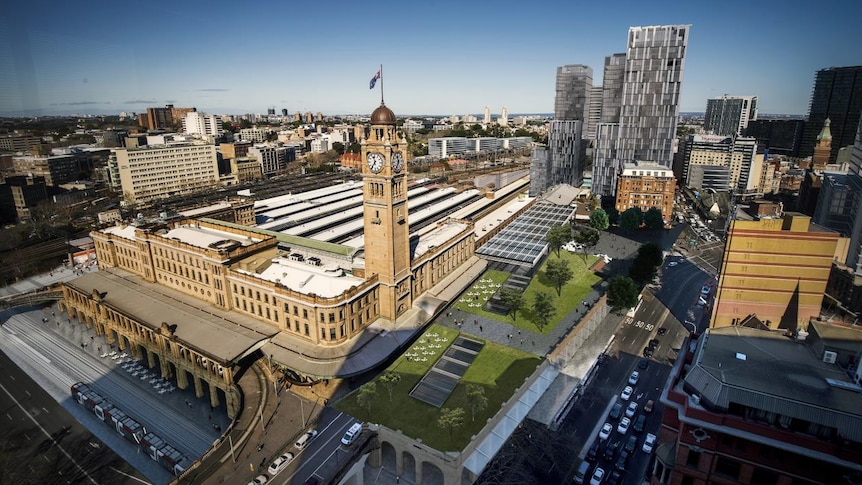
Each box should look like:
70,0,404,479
620,386,633,401
628,371,639,385
668,261,678,267
617,417,630,434
590,467,605,485
267,453,294,476
248,475,269,485
599,422,613,440
642,433,657,453
625,401,638,418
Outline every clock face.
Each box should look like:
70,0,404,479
392,152,404,172
367,152,384,173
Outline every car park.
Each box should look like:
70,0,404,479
599,422,613,440
268,453,295,476
628,371,640,385
590,467,605,485
642,433,657,453
620,386,633,401
609,401,623,420
625,401,638,418
617,417,630,434
644,399,654,413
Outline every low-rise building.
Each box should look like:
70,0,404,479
615,161,676,223
113,143,220,204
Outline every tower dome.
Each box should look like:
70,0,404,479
370,103,396,125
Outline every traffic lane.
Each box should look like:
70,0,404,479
276,408,357,485
657,258,710,320
0,348,145,485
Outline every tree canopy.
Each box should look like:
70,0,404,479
356,382,377,413
438,407,466,443
643,207,664,230
546,223,572,257
532,291,556,331
607,276,639,311
466,385,488,422
499,288,525,322
378,371,401,402
588,208,609,231
545,258,573,296
573,226,600,261
619,207,643,232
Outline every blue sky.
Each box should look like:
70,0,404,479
1,0,860,117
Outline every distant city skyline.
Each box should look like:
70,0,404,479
1,0,860,117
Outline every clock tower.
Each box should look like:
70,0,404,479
361,102,411,320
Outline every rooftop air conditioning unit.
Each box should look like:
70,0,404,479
823,351,838,364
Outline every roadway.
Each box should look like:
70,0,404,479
0,336,148,485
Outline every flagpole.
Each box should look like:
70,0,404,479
379,64,384,104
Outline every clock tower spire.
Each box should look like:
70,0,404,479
361,102,411,320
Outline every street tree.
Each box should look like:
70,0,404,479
573,226,600,261
619,207,643,232
638,242,664,267
438,407,466,443
545,258,573,296
532,291,556,331
356,382,377,413
588,208,609,231
499,288,525,322
607,276,639,312
643,207,664,230
378,371,401,402
331,141,345,155
466,384,488,422
546,223,572,257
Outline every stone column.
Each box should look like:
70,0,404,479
395,451,404,476
147,349,156,369
177,368,189,390
209,381,220,409
226,385,241,419
160,358,172,379
194,374,205,398
368,444,381,468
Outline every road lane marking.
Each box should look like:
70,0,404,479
109,466,150,484
0,381,98,484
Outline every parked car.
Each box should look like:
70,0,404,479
625,401,638,418
633,415,646,433
628,371,640,385
624,435,638,454
586,441,600,462
599,422,613,440
268,453,295,476
604,440,620,461
617,417,630,434
614,450,629,472
590,467,605,485
608,470,623,485
620,386,633,401
248,475,269,485
657,327,668,336
609,401,623,420
648,339,659,349
642,433,657,453
644,400,654,413
638,358,649,370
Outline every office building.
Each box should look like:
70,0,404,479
680,135,758,194
592,25,690,197
528,147,550,196
141,105,196,131
615,162,675,222
428,137,467,158
842,118,862,275
554,65,592,122
0,175,48,223
654,326,862,485
248,145,293,177
744,119,805,156
801,66,862,162
237,128,270,143
0,133,42,152
467,137,501,153
600,53,626,124
113,143,220,204
182,112,223,139
711,208,839,330
530,121,585,195
703,95,758,136
12,152,81,186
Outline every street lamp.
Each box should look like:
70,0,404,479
684,320,697,333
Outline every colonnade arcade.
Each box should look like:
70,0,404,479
59,285,242,418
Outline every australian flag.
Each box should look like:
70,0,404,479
369,70,381,89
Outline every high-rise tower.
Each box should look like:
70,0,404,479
361,102,411,320
704,95,758,137
554,65,592,121
592,25,690,197
801,66,862,162
483,106,491,125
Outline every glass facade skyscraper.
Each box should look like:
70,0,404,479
801,66,862,162
704,95,758,137
592,25,690,197
554,65,592,121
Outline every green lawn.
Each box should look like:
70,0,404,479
335,324,541,451
453,252,602,334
